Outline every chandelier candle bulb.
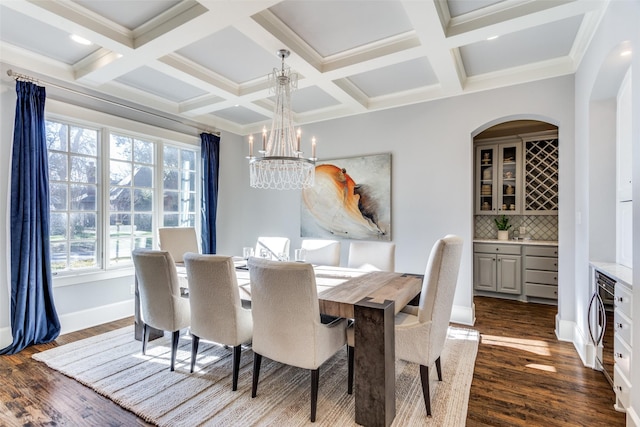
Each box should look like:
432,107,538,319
312,137,316,158
297,128,301,152
249,135,254,157
262,126,267,151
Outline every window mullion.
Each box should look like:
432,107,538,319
100,127,110,269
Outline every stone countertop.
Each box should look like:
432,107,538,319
473,239,558,246
590,261,633,288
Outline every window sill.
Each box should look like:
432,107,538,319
53,267,135,288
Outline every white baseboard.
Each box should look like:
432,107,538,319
628,407,640,427
555,314,574,342
0,326,11,349
0,299,134,348
555,314,595,368
451,303,475,326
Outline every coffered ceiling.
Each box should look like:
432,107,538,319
0,1,608,135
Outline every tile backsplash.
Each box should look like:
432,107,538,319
474,215,558,241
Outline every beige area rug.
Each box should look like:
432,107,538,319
33,326,479,426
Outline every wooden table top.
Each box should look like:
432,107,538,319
184,263,423,318
316,270,423,318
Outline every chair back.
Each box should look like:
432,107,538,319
184,253,252,346
255,236,290,260
248,257,325,369
417,235,463,349
347,241,396,271
158,227,199,264
132,249,190,332
301,239,341,266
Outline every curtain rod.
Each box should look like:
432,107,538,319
6,69,220,136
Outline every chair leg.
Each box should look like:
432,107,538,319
347,345,354,395
419,364,432,416
252,353,262,398
435,356,442,381
232,345,242,391
142,323,149,355
190,335,200,373
310,368,319,422
170,330,180,372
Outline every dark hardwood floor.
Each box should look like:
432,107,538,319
0,296,626,426
464,297,625,427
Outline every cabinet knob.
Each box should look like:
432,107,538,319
615,352,623,359
616,323,623,329
617,386,623,392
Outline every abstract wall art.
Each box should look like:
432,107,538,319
301,153,391,240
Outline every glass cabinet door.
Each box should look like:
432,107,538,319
497,144,520,214
476,145,496,214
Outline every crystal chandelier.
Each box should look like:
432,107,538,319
248,49,316,190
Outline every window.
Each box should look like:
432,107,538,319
162,146,197,227
45,116,199,276
46,120,99,272
108,134,155,266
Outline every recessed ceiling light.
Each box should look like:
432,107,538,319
70,34,92,45
487,35,499,41
620,50,632,57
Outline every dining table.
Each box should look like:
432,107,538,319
134,260,423,427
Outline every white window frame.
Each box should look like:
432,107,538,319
45,106,200,288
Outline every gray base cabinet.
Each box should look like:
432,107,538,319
473,243,522,294
474,242,558,301
523,245,558,300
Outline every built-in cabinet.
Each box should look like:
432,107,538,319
476,144,521,214
475,131,558,216
523,245,558,300
474,243,522,294
613,281,633,411
474,242,558,301
590,263,633,415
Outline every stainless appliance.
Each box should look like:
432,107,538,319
588,271,616,386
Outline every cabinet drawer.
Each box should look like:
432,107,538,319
615,284,632,319
525,257,558,271
525,246,558,257
614,364,631,410
474,243,521,255
614,310,632,347
524,283,558,299
525,270,557,285
614,334,632,380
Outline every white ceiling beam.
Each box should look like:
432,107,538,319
402,0,465,93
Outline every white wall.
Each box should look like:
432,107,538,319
588,99,617,262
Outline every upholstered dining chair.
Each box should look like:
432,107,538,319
183,253,253,390
347,241,396,271
132,249,191,372
248,257,348,422
347,235,463,415
300,239,341,266
255,236,290,261
158,227,199,265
